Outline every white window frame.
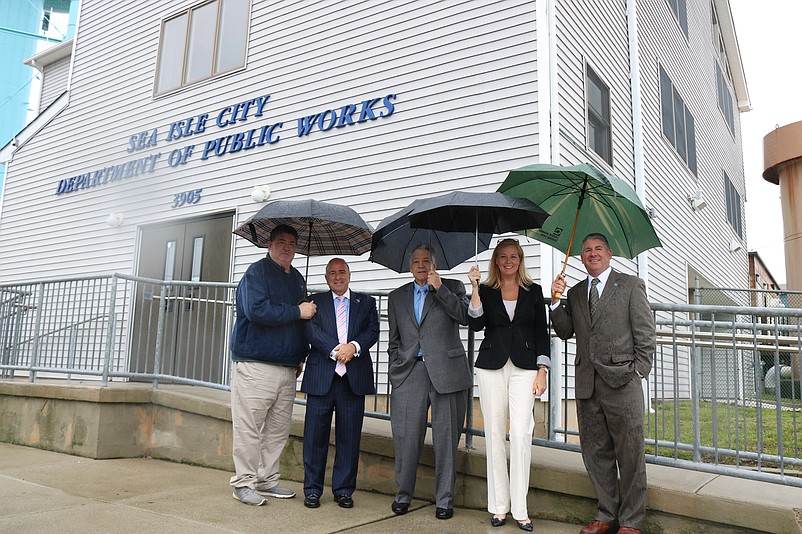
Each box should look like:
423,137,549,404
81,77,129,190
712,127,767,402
666,0,688,38
724,172,742,238
154,0,251,96
659,65,697,176
585,64,613,166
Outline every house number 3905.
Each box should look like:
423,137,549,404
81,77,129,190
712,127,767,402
172,188,202,208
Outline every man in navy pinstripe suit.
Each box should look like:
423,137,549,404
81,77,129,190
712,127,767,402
301,258,380,509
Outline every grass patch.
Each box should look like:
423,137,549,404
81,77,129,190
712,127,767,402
645,399,802,470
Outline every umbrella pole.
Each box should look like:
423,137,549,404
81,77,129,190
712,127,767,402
474,212,478,264
305,221,312,297
553,180,587,300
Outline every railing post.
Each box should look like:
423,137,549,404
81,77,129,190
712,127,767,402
153,282,168,389
28,283,45,383
465,328,475,449
691,276,702,463
101,275,119,386
548,336,562,442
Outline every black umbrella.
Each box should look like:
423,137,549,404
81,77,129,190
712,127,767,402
407,191,550,261
233,199,373,278
369,199,494,273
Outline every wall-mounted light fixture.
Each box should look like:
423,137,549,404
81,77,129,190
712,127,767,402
106,213,124,227
688,190,707,212
729,239,742,253
251,185,271,203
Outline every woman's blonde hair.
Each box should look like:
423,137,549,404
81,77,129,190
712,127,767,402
484,238,532,289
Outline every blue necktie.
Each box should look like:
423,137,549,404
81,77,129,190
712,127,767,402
415,286,428,324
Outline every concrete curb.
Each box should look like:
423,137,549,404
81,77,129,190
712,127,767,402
1,380,800,533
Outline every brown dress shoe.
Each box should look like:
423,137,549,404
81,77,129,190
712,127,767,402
617,528,641,534
579,520,617,534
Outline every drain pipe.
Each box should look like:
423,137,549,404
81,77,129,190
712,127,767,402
627,0,649,287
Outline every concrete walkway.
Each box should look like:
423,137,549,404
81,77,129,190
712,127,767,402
0,442,580,534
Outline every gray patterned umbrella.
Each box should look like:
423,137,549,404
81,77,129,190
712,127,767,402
233,199,373,279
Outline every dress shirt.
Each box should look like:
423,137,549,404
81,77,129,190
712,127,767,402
587,266,612,300
469,287,550,369
414,284,429,323
329,289,361,359
549,265,613,312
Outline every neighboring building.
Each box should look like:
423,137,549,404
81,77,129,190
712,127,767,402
0,0,73,200
0,0,751,404
748,250,783,304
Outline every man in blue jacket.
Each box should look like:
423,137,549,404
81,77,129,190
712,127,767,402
229,224,317,506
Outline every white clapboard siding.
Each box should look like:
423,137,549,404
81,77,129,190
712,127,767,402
636,0,748,308
0,0,545,286
40,56,71,111
0,0,748,315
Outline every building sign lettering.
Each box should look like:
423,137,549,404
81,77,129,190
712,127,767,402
54,92,397,196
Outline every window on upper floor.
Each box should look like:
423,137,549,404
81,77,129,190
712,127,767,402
711,2,735,135
666,0,688,37
724,172,742,238
154,0,251,96
586,65,612,165
715,62,735,134
659,65,697,175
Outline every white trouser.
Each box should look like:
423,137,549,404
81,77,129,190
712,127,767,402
229,361,296,489
476,359,537,520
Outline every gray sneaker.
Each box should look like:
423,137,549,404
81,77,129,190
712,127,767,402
256,484,296,499
233,486,267,506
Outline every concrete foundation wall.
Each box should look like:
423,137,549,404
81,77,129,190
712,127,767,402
1,380,801,534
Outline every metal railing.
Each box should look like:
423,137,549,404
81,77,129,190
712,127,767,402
1,273,801,487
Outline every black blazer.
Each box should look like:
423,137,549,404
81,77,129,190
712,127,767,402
468,283,550,370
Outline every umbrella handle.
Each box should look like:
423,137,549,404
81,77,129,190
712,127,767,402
552,199,582,300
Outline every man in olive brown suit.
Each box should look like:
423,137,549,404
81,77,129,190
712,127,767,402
550,233,655,534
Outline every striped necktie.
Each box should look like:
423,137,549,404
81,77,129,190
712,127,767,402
335,296,347,376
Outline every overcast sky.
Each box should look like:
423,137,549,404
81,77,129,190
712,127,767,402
730,1,800,286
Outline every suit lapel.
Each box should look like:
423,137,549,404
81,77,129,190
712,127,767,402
348,293,361,338
403,283,417,326
587,270,622,326
575,278,592,325
491,287,513,324
420,287,433,324
598,270,623,320
326,291,339,337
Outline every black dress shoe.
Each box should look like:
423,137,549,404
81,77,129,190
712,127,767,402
435,507,453,520
490,516,506,527
391,500,409,514
336,494,354,508
303,494,320,508
517,519,534,532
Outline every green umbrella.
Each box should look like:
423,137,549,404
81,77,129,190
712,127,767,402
498,162,661,289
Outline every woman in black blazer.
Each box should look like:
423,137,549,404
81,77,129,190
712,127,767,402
467,238,551,531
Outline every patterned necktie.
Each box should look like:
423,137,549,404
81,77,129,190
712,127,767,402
415,286,427,324
335,296,347,376
589,278,600,321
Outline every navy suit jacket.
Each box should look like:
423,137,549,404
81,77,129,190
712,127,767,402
301,290,379,396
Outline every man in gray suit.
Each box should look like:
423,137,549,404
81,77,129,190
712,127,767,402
550,233,655,534
387,244,472,520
